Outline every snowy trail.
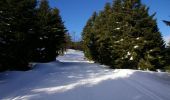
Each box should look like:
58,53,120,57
0,49,170,100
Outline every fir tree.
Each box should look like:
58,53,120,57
31,0,67,62
164,41,170,71
82,12,99,61
109,0,124,68
94,3,113,65
112,0,165,70
0,0,37,71
82,0,165,70
163,19,170,70
167,41,170,62
0,0,67,71
46,8,67,61
31,0,51,62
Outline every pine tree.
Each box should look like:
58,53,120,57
163,19,170,71
109,0,124,68
111,0,165,70
0,0,37,71
0,0,67,71
82,0,165,70
0,0,9,71
46,8,67,61
31,0,67,62
30,0,50,62
94,3,113,65
167,41,170,62
164,41,170,71
82,12,99,61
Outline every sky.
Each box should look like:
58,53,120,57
49,0,170,43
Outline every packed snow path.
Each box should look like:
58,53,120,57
0,49,170,100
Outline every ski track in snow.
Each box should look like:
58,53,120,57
0,49,170,100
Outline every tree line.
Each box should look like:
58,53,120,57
82,0,170,71
163,20,170,71
0,0,67,71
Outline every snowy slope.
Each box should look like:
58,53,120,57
0,49,170,100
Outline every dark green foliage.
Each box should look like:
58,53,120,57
82,12,99,61
164,41,170,72
65,32,83,50
82,0,165,70
0,0,67,71
112,0,165,70
167,42,170,64
94,3,113,65
163,20,170,71
0,0,37,71
69,41,83,51
31,0,67,62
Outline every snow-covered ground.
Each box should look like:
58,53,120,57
0,49,170,100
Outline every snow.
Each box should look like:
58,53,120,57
115,40,120,43
41,48,45,51
120,38,124,41
115,39,124,43
52,28,58,30
0,49,170,100
150,49,153,52
6,23,10,26
136,37,140,40
130,56,133,60
39,37,43,40
5,18,13,20
56,49,89,63
37,48,45,51
44,36,48,39
134,45,139,49
127,51,131,56
115,27,120,30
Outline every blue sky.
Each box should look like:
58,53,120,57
49,0,170,42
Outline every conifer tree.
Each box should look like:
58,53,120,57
32,0,67,62
163,20,170,70
82,12,99,61
30,0,50,62
109,0,124,68
113,0,165,70
46,8,67,61
0,0,67,71
94,3,113,65
0,0,37,71
166,42,170,66
82,0,165,70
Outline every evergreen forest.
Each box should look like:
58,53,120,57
0,0,68,71
82,0,170,71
